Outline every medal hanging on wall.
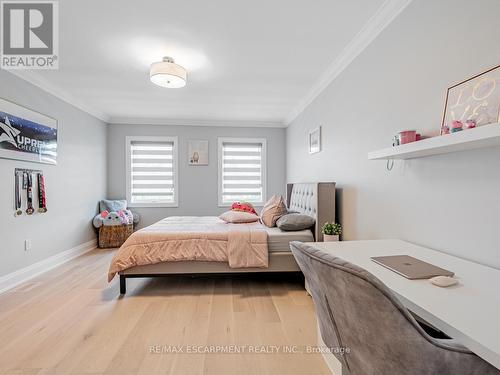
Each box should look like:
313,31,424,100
14,169,46,216
26,172,35,215
37,173,47,213
14,171,22,217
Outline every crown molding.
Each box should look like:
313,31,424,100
6,70,285,127
285,0,413,125
6,0,412,128
7,70,110,123
108,116,287,128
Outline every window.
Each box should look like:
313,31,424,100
218,137,267,206
126,136,178,207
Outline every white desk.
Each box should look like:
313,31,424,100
308,239,500,370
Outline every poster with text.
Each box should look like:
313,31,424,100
0,98,57,165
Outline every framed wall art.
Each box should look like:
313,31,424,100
188,140,209,165
0,98,58,165
309,126,321,154
441,64,500,134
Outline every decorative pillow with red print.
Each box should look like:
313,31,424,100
231,201,257,215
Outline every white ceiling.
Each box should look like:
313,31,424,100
12,0,412,126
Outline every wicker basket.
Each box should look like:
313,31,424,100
98,224,133,248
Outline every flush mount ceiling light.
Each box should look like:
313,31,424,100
150,56,187,88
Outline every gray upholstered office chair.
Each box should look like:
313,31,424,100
290,242,500,375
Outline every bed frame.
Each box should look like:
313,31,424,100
119,182,335,294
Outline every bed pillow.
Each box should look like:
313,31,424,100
260,195,287,227
276,213,315,231
231,201,257,215
219,210,260,223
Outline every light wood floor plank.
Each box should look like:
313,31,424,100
0,249,330,375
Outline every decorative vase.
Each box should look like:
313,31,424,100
323,234,339,242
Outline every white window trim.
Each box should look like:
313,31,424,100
126,136,179,208
217,137,267,207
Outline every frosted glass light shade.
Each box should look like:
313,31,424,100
150,57,187,88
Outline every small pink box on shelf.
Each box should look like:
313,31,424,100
398,130,417,144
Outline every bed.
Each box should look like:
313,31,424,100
114,182,335,294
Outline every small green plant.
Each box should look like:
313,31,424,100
322,222,342,236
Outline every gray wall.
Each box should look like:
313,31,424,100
0,71,107,277
286,0,500,268
107,124,286,228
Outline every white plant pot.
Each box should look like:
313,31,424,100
323,234,339,242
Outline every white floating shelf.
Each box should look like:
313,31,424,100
368,123,500,160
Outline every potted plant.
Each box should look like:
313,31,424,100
322,222,342,242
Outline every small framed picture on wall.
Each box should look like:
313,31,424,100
309,126,321,154
188,140,209,165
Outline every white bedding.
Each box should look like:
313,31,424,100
264,227,314,252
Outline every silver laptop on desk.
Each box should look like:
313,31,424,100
371,255,454,280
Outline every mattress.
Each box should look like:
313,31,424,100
265,227,314,253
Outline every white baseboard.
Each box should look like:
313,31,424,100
0,239,97,294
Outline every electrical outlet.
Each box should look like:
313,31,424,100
24,239,32,251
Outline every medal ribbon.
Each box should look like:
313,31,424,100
26,173,34,215
14,172,22,216
38,173,47,212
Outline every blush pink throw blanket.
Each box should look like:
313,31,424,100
108,216,268,281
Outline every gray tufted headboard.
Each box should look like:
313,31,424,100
286,182,336,242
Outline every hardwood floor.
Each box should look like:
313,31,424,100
0,248,331,375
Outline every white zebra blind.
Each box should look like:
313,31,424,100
219,138,266,205
128,138,177,206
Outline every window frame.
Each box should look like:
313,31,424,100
217,137,267,207
125,136,179,208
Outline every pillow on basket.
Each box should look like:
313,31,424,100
276,213,315,231
99,199,127,213
260,195,287,227
220,210,260,223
